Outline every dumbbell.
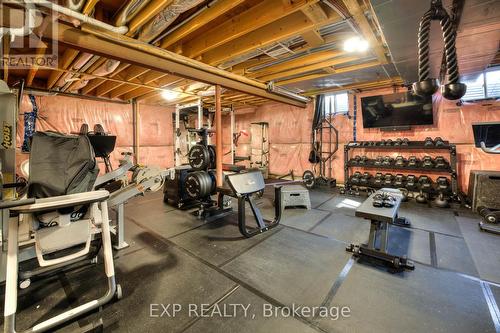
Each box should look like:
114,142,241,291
434,137,445,147
382,156,393,166
434,156,448,169
358,155,369,165
361,141,369,146
436,177,450,192
406,175,417,190
394,138,403,146
394,155,406,167
360,172,371,185
374,156,384,166
424,137,434,147
418,175,433,191
402,138,409,146
408,156,420,167
373,173,384,186
350,155,361,165
384,173,394,186
350,171,362,185
394,174,406,187
434,177,451,208
422,156,434,168
478,206,498,224
385,139,393,146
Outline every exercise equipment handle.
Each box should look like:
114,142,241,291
480,142,500,154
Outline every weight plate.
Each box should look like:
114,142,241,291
302,170,315,189
188,144,210,170
207,145,216,169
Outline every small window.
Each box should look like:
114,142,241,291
462,68,500,101
325,92,349,115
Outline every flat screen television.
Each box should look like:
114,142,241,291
361,91,433,128
472,122,500,148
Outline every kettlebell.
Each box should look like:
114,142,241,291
416,190,427,204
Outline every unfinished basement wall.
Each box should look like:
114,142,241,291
15,95,174,175
233,89,500,192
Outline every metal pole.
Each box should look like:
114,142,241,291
132,99,139,165
175,104,180,167
197,98,202,129
215,85,223,187
230,108,235,164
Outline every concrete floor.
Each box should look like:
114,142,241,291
1,187,500,333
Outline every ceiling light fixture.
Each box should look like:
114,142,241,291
161,90,179,101
343,37,369,53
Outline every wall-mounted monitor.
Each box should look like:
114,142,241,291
361,91,433,129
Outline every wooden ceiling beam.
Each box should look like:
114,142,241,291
159,0,246,49
47,49,79,88
342,0,389,64
109,71,168,99
127,0,174,36
122,76,185,100
96,66,149,97
277,60,380,85
229,32,355,74
248,50,346,78
202,9,341,66
81,62,130,94
257,55,360,81
301,29,324,47
60,23,307,107
177,0,320,58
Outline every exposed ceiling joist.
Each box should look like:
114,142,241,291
258,55,360,81
159,0,246,49
277,59,380,85
202,9,341,66
175,0,320,58
342,0,388,64
249,50,346,78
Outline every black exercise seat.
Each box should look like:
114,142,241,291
218,171,282,238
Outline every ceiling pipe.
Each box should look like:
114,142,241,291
0,2,37,41
29,0,129,34
267,82,310,104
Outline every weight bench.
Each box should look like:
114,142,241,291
346,188,414,271
217,171,282,238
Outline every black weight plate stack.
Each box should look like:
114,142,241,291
184,171,215,199
188,144,210,170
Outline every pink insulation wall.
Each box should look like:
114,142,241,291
232,89,500,192
15,95,174,174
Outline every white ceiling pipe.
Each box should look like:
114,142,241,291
0,2,37,41
28,0,129,34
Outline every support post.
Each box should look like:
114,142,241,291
215,85,223,187
175,104,181,167
132,99,139,165
197,98,202,129
230,108,235,164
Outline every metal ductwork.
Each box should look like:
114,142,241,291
92,59,121,77
65,0,86,12
138,0,205,43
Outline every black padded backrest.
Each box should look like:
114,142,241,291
28,132,98,199
226,171,265,195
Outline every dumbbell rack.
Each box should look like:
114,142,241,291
344,140,458,194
